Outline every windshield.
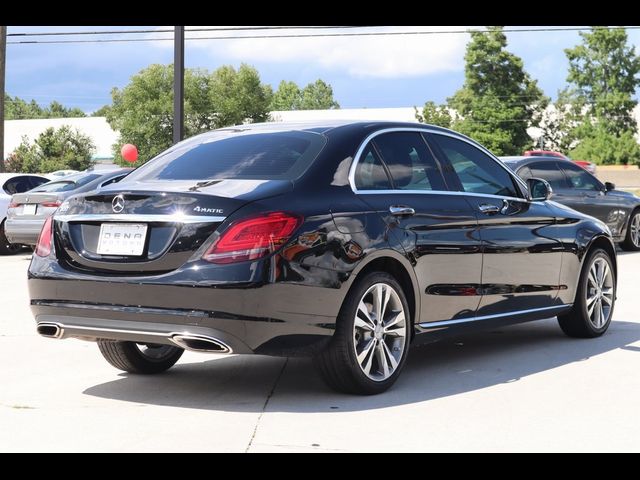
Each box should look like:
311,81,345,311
32,173,101,192
124,130,326,182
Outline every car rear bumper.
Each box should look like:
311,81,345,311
28,255,343,356
5,218,45,245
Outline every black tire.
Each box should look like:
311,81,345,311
0,220,22,255
97,340,184,374
558,248,615,338
314,272,411,395
620,209,640,251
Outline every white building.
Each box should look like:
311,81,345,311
3,117,118,162
4,105,640,162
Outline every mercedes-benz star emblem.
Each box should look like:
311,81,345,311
112,195,125,213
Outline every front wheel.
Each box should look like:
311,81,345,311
621,209,640,251
97,340,184,374
314,272,411,395
558,248,615,338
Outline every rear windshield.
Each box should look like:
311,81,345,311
124,130,326,182
32,173,101,192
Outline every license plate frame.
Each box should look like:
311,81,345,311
96,223,148,256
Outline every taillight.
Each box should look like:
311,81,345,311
35,216,54,257
41,200,61,208
8,201,19,209
203,212,302,264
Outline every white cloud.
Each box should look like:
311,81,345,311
164,26,470,78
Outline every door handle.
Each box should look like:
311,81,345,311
389,205,415,216
478,203,500,215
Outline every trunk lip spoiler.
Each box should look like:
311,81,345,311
54,213,226,224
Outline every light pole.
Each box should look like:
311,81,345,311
173,26,184,145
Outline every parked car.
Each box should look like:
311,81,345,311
5,169,132,246
524,149,596,174
502,155,640,250
45,170,79,181
0,173,50,254
29,122,617,395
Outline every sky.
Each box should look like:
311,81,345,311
6,26,640,114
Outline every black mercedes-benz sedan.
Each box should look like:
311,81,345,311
29,122,617,395
502,155,640,251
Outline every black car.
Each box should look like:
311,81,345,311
502,156,640,251
29,122,617,395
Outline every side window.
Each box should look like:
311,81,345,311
528,162,570,190
430,135,520,197
517,166,533,181
372,132,446,191
561,162,602,191
354,144,392,190
2,176,33,195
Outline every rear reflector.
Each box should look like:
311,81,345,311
203,212,302,264
35,216,54,257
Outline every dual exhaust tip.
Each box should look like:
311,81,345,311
35,323,231,353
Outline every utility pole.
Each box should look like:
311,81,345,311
173,26,184,145
0,26,6,172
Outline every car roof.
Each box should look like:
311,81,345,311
500,155,572,169
197,120,456,137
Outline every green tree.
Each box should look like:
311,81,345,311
208,64,273,128
564,26,640,165
538,89,585,152
271,80,302,110
415,101,452,128
4,94,86,119
269,79,339,110
447,26,548,155
4,126,95,173
299,79,340,110
107,63,273,165
91,105,112,117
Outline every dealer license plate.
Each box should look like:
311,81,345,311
96,223,147,256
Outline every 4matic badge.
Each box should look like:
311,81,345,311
193,206,224,214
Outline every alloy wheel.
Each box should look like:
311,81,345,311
586,257,614,329
630,213,640,248
353,283,407,381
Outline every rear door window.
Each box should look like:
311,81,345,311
528,162,570,190
125,131,326,182
354,144,392,190
372,131,446,191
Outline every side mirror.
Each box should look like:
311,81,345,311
605,181,616,192
527,178,553,202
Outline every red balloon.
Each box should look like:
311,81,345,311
121,144,138,163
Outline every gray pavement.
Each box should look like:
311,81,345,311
1,250,640,452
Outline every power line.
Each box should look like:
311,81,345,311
7,26,365,37
7,26,640,45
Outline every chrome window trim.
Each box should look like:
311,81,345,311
348,127,530,197
54,213,226,224
419,304,572,329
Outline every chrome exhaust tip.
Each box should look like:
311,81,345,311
171,334,231,353
37,323,64,339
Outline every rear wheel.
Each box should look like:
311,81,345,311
0,221,21,255
314,272,410,395
97,340,184,374
621,209,640,251
558,248,615,338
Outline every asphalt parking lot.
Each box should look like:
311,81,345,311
1,251,640,452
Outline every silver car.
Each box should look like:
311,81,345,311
0,173,50,254
5,168,132,246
